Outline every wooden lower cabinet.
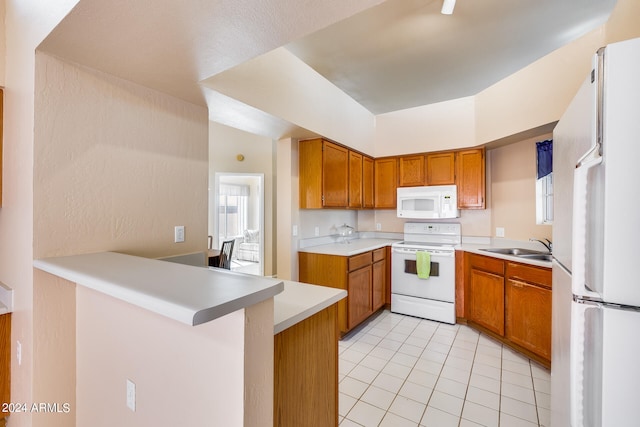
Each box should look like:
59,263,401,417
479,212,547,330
299,248,387,334
348,266,372,328
505,262,552,362
372,253,386,311
274,304,338,427
469,269,505,336
1,313,10,426
467,254,505,336
464,252,552,367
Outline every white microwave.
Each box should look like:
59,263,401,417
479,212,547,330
397,185,460,219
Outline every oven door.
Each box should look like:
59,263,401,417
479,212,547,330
391,246,455,303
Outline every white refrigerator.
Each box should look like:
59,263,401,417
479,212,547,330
551,37,640,427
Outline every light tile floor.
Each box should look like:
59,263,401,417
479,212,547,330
338,310,551,427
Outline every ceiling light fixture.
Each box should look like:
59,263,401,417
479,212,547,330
441,0,456,15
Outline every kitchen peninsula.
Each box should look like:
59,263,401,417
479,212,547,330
33,251,347,426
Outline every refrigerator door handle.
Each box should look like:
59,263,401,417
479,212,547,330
572,155,603,299
576,48,605,168
570,300,603,427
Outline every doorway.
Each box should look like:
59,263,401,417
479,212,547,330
213,173,264,276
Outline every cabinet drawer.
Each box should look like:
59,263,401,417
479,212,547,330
506,262,552,289
349,252,372,271
467,253,504,276
372,248,385,263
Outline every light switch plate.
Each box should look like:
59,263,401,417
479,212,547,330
174,226,185,243
126,379,136,411
496,227,505,238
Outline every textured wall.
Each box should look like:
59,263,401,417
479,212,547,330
33,53,209,259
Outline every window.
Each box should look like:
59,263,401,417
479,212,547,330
218,184,249,246
536,140,553,224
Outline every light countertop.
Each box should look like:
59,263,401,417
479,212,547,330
298,238,399,257
460,243,552,268
273,280,347,335
33,251,284,326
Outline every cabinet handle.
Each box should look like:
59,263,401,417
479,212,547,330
510,279,527,288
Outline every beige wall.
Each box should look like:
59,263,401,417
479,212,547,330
276,138,298,280
34,53,209,259
374,96,476,157
205,48,377,154
2,2,80,426
488,135,553,241
209,122,276,276
75,286,247,427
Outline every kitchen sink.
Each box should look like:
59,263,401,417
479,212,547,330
516,253,553,261
479,248,552,262
480,248,547,256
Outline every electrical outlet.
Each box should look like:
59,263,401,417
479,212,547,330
496,227,505,238
376,223,382,231
174,226,185,243
292,225,298,236
314,226,320,237
16,340,21,366
126,379,136,411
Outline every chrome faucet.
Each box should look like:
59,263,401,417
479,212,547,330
530,238,552,253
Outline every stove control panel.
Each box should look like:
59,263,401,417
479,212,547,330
403,222,461,236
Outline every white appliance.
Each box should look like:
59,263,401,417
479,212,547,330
391,222,460,324
551,37,640,427
397,185,460,219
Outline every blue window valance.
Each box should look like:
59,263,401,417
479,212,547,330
536,140,553,179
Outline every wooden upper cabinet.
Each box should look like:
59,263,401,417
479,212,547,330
374,158,397,209
322,141,349,207
456,148,485,209
299,139,324,208
398,155,425,187
299,139,349,208
427,152,455,185
362,156,375,209
348,151,363,209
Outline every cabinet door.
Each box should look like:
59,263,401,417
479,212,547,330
348,151,363,209
456,149,485,209
374,158,397,208
323,141,349,207
506,279,552,361
469,269,504,336
399,155,425,187
299,139,324,209
362,156,375,209
372,250,386,311
427,152,455,185
0,313,10,413
348,266,372,329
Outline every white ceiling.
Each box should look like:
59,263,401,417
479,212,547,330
38,0,617,126
285,0,617,114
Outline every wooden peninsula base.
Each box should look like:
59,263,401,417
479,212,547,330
274,304,338,427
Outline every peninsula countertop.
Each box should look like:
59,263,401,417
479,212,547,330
273,280,347,335
33,251,284,326
297,238,400,257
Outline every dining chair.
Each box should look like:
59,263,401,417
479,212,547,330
217,239,235,270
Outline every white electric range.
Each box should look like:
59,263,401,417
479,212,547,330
391,222,461,324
